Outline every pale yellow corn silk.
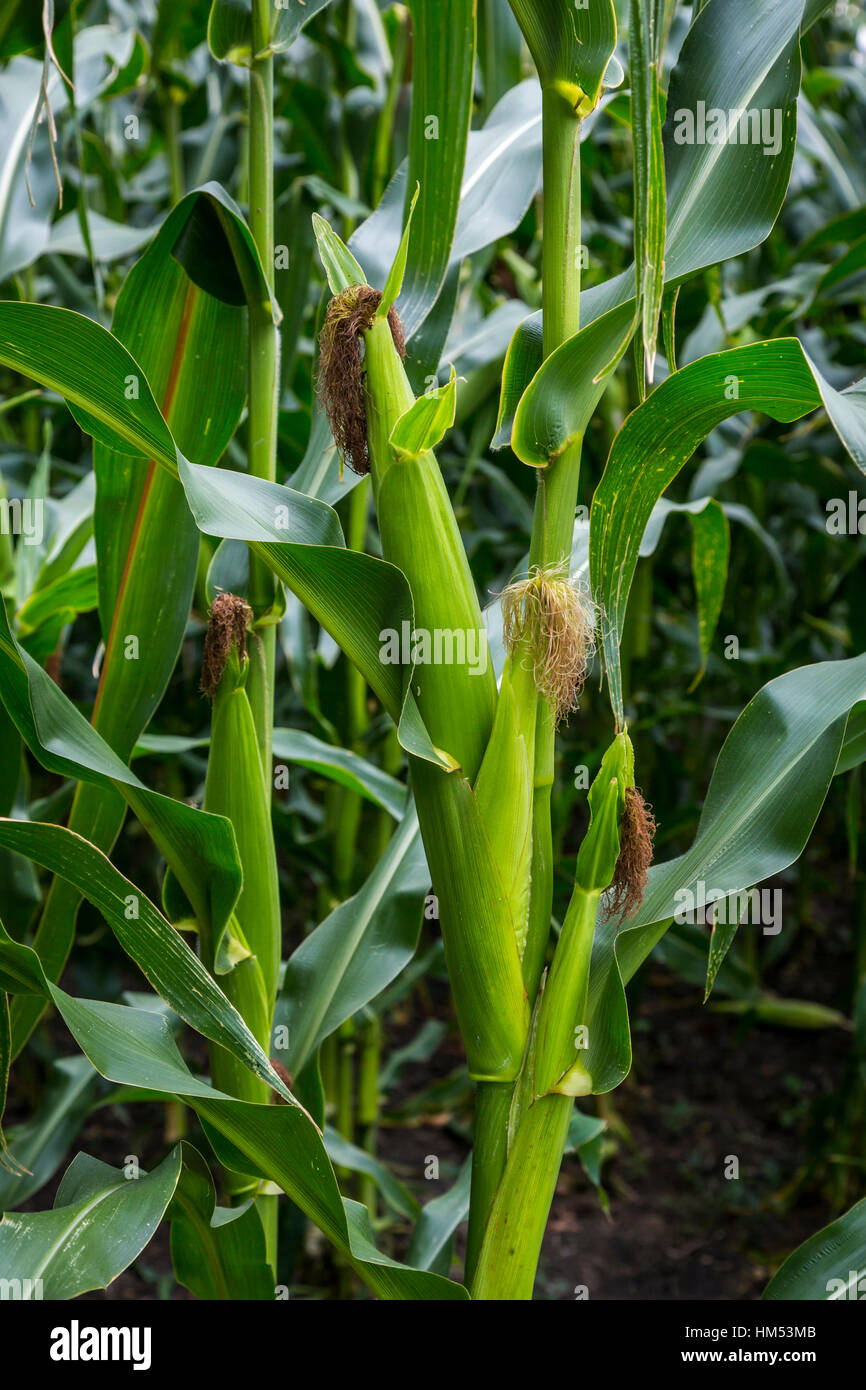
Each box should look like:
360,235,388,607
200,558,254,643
501,562,596,723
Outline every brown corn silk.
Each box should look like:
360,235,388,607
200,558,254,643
605,785,656,922
317,286,406,475
201,593,252,696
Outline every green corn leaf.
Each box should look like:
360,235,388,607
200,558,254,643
590,339,866,726
495,0,807,451
407,1156,472,1276
0,1146,183,1300
0,597,243,966
323,1127,420,1220
393,0,476,356
710,997,849,1029
0,829,291,1101
479,0,522,116
377,182,420,321
688,498,730,686
390,364,457,459
274,805,427,1078
838,706,866,777
507,0,617,115
312,212,367,294
0,1056,98,1211
629,0,666,386
168,1142,274,1300
640,496,790,599
582,652,866,1096
1,955,468,1300
92,184,264,763
15,564,98,661
0,301,178,465
271,728,406,819
208,0,336,62
508,303,636,464
763,1196,866,1300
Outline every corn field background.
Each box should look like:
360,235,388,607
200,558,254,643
0,0,865,1316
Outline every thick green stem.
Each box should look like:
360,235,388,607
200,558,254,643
464,1080,512,1286
470,1093,573,1300
541,90,582,359
246,10,279,766
522,95,584,998
358,1013,382,1218
472,83,585,1302
238,2,280,1273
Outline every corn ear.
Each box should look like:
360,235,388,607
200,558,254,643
203,607,281,1104
364,316,497,779
411,756,529,1080
473,652,537,959
534,732,631,1097
316,222,530,1079
364,292,528,1079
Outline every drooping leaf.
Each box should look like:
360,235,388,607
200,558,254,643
0,837,291,1102
764,1196,866,1300
590,339,866,725
0,954,468,1300
0,597,244,971
0,1146,183,1299
207,0,336,63
0,1056,98,1210
271,727,406,819
583,653,866,1095
507,0,617,115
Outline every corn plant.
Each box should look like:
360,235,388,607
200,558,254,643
0,0,865,1303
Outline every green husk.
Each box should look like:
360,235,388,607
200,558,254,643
364,314,497,780
534,732,630,1097
317,272,529,1081
202,596,281,1108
